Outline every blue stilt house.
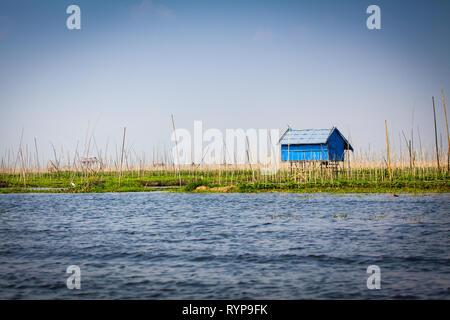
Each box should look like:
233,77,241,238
279,127,353,162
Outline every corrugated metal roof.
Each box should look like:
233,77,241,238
279,128,332,145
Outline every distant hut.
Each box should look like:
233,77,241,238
279,127,353,168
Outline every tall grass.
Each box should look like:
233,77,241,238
0,144,448,193
1,119,449,192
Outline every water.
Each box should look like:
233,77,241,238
0,192,449,299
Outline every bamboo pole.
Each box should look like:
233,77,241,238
171,114,182,187
34,137,40,174
385,120,392,180
442,88,450,172
245,135,255,182
18,129,26,187
432,97,440,172
118,127,126,189
402,130,412,171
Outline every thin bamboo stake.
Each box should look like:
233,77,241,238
18,129,26,187
171,114,182,187
442,88,450,172
118,127,126,189
245,135,255,182
385,120,392,180
34,137,40,174
432,97,440,171
402,130,412,171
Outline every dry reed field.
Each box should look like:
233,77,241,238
0,141,449,193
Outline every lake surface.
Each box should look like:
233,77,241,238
0,192,449,299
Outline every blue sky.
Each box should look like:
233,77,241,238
0,0,449,163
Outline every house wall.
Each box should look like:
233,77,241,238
281,144,328,161
327,130,345,161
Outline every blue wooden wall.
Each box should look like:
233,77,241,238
326,129,345,161
281,144,328,161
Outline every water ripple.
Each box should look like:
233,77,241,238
0,192,449,299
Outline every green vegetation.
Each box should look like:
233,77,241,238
184,180,209,192
0,166,449,194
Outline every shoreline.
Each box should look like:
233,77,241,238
1,186,449,195
1,170,449,195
